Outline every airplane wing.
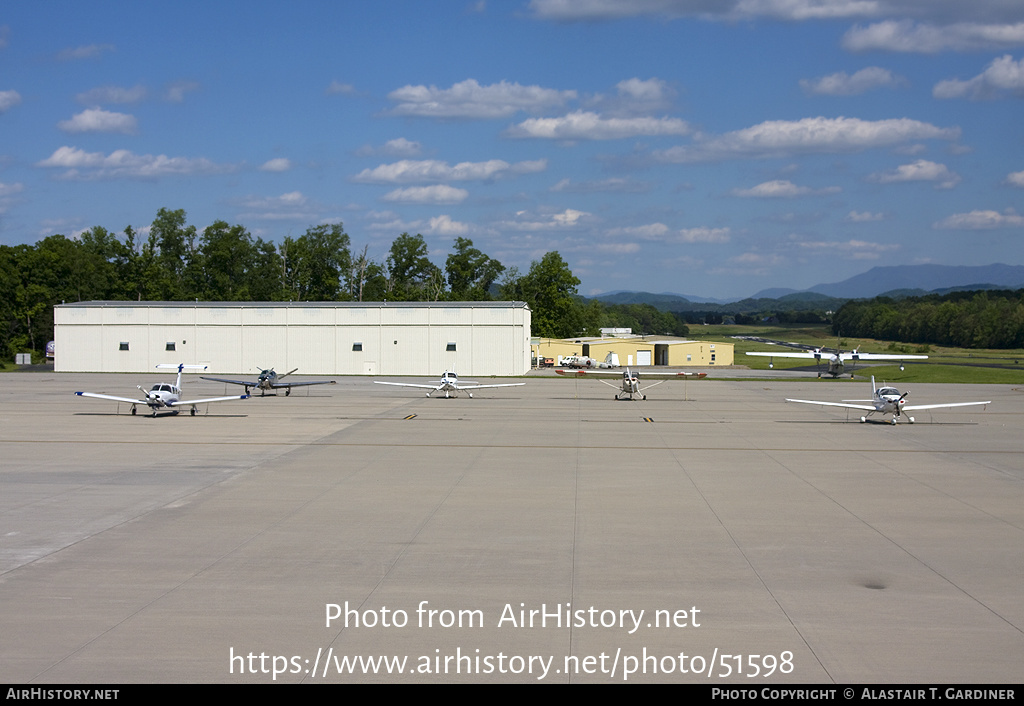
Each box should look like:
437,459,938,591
457,383,526,390
200,376,258,387
168,395,250,406
840,352,929,361
902,401,990,412
373,381,442,390
785,398,876,411
75,391,148,405
747,351,818,359
555,369,705,378
270,380,336,389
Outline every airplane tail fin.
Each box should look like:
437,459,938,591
871,375,876,395
156,363,207,388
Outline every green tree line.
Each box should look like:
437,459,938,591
832,290,1024,349
1,208,687,360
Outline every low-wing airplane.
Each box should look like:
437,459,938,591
201,367,335,396
556,367,706,400
75,364,249,416
373,371,525,398
746,345,927,378
786,376,990,424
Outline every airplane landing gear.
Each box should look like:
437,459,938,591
131,406,137,415
190,408,196,416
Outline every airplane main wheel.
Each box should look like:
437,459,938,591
860,416,866,423
190,408,196,416
642,395,647,400
286,388,291,396
131,407,137,416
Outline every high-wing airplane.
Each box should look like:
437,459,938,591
786,376,990,424
75,364,249,416
746,345,928,378
373,371,525,398
201,367,335,396
556,367,706,400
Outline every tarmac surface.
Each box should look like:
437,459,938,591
1,370,1021,683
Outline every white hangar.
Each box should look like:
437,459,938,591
54,301,532,377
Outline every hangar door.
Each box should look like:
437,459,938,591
637,349,652,366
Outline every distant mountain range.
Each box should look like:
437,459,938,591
594,263,1024,311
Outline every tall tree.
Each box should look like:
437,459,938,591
385,233,442,301
515,251,587,338
282,223,351,301
445,237,504,301
199,221,256,300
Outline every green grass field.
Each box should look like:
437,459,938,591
689,324,1024,384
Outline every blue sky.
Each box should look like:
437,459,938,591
2,0,1023,299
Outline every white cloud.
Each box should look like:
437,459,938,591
57,44,114,61
235,192,318,221
164,81,198,103
76,85,146,105
732,179,840,197
800,67,904,95
326,80,355,95
0,89,21,112
260,158,293,172
58,108,137,134
1006,171,1024,187
427,214,472,235
37,146,232,180
382,185,469,204
656,116,959,162
933,208,1024,229
791,238,898,259
388,79,576,118
353,158,546,183
528,0,882,21
678,226,731,243
846,210,885,222
0,182,23,197
868,159,960,188
506,110,690,139
933,55,1024,99
606,223,670,239
497,208,592,231
551,177,651,193
843,21,1024,53
383,138,422,156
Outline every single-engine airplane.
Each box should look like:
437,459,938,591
556,367,706,400
746,345,927,378
75,364,249,416
373,371,525,398
201,367,335,396
786,376,990,424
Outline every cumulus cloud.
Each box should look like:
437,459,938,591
164,81,198,103
37,146,232,180
587,77,677,115
506,110,690,139
933,55,1024,99
0,89,21,113
868,159,960,188
426,214,472,235
606,223,670,239
933,208,1024,229
326,80,355,95
353,158,546,183
843,21,1024,53
731,179,840,197
846,210,885,222
260,158,292,172
388,79,575,118
57,44,114,61
76,85,146,105
1006,170,1024,187
58,108,137,134
656,116,959,162
528,0,883,21
791,238,898,259
551,177,651,193
235,192,319,221
800,67,905,95
382,185,469,204
497,208,592,231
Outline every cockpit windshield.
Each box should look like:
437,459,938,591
879,387,899,397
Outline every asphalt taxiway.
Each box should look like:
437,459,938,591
1,371,1021,683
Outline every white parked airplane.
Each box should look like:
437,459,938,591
373,371,525,398
786,376,990,424
201,367,335,396
556,367,706,400
746,346,928,378
75,364,250,416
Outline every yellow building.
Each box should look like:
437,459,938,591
534,336,732,368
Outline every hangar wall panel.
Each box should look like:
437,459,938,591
54,301,530,377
